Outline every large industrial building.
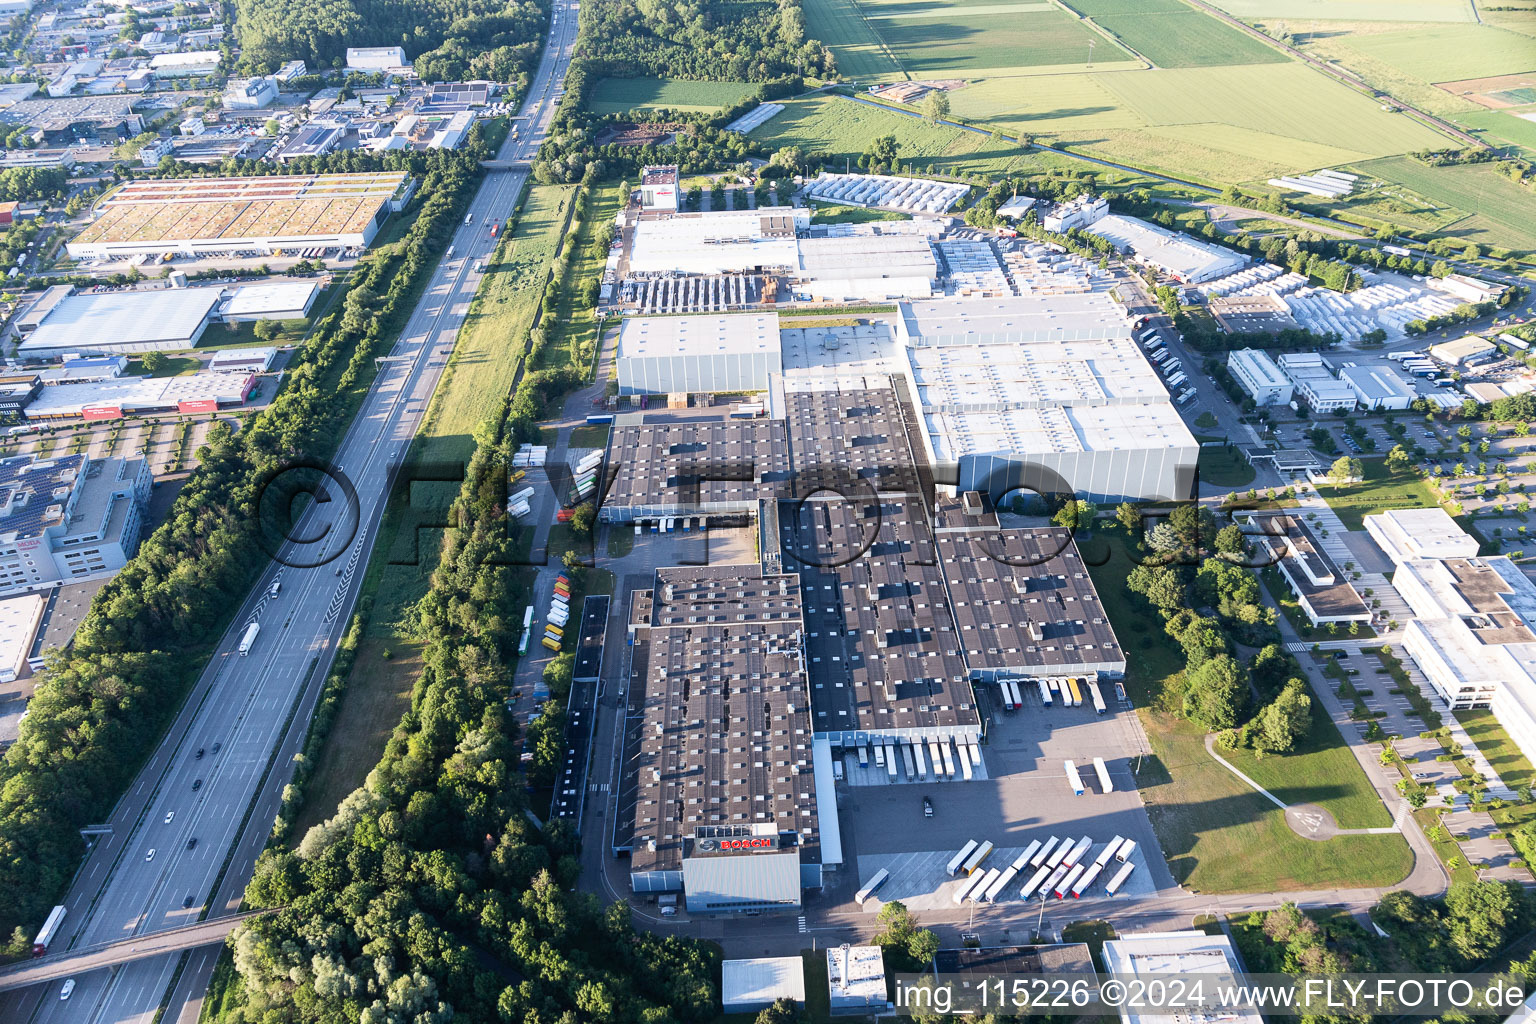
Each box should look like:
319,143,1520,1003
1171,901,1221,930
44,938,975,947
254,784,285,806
626,207,804,276
1367,509,1536,766
1084,214,1249,284
67,172,414,260
617,313,782,395
20,372,255,420
895,297,1199,503
1100,931,1260,1024
614,565,830,914
0,454,151,598
15,286,223,358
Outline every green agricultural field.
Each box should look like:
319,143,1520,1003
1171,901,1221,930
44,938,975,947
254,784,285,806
1453,108,1536,156
1092,64,1447,161
804,0,903,80
1351,155,1536,250
865,3,1131,73
1208,0,1477,20
1085,9,1289,67
1337,24,1536,81
587,77,756,114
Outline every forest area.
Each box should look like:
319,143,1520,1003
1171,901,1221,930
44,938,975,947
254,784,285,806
234,0,548,82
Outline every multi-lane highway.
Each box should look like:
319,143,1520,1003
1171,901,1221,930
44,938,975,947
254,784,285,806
1,7,581,1023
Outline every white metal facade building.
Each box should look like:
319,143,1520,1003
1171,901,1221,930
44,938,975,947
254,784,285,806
617,312,782,394
895,297,1200,503
1226,348,1292,406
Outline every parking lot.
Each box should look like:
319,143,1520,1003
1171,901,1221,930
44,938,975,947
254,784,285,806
833,684,1174,914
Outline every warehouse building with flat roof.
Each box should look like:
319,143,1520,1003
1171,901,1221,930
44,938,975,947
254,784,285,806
67,172,412,260
218,280,319,322
895,297,1198,503
934,519,1126,682
778,496,982,747
1085,214,1249,284
627,207,805,276
598,417,793,522
21,372,256,420
1429,335,1498,368
1100,931,1260,1024
617,313,781,395
16,287,222,358
613,565,829,914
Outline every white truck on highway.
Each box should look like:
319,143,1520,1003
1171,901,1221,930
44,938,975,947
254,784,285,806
238,622,260,656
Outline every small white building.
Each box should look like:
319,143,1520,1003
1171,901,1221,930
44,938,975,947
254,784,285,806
1364,508,1481,565
721,957,805,1015
346,46,408,71
150,50,222,77
1340,365,1414,411
1429,335,1498,367
223,76,278,109
178,116,206,137
138,136,173,167
1100,931,1261,1024
827,945,886,1016
1042,194,1108,233
219,281,319,322
273,60,307,84
1226,348,1291,406
1431,274,1503,306
639,164,679,212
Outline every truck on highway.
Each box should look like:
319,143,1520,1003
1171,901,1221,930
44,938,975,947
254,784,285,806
33,904,66,956
238,621,260,656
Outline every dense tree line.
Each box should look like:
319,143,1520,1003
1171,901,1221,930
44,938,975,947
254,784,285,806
0,165,68,203
579,0,830,84
234,0,547,83
0,143,489,938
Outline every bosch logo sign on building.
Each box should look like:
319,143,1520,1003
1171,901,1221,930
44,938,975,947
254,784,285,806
693,835,780,854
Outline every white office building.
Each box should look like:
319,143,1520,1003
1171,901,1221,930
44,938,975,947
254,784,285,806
223,76,278,109
1226,348,1291,406
1278,352,1355,412
0,454,151,598
1367,510,1536,763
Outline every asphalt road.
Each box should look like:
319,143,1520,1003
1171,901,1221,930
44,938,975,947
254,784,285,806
1,8,581,1023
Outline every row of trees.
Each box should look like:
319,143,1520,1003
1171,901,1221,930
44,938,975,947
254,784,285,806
0,140,491,937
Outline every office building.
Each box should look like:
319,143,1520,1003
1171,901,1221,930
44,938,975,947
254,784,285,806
1100,931,1261,1024
1243,512,1371,627
1278,352,1355,413
639,164,678,212
1341,365,1414,411
0,454,151,597
1226,348,1292,406
827,945,886,1016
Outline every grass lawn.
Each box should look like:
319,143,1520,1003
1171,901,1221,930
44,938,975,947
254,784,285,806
420,183,576,468
1219,701,1394,828
1455,708,1536,793
810,203,913,225
289,637,417,836
208,315,312,350
1138,712,1415,892
588,77,755,114
126,354,200,377
605,525,635,559
537,184,623,375
1319,459,1444,531
1336,24,1536,82
1198,445,1256,487
567,423,610,449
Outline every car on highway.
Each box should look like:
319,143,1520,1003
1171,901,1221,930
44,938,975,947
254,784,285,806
186,837,198,850
183,896,195,908
212,742,221,754
192,778,202,790
145,849,156,862
164,811,175,824
60,979,75,1000
196,748,205,759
